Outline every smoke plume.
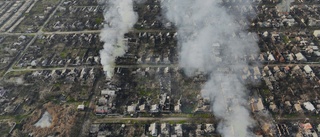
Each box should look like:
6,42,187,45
100,0,138,78
162,0,258,136
276,0,294,12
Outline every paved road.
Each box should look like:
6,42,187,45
0,29,176,36
265,63,320,67
6,62,320,73
275,116,320,123
8,66,99,72
93,117,191,124
7,64,177,72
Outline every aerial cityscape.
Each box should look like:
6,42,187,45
0,0,320,137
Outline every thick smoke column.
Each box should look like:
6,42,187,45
162,0,258,136
100,0,138,78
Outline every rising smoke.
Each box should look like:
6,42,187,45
161,0,258,136
100,0,138,78
276,0,294,12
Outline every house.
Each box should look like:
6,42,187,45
205,124,215,133
300,123,313,130
164,67,169,73
174,99,182,113
174,124,183,137
149,123,158,136
38,15,45,20
295,52,307,61
98,97,107,105
95,106,108,114
253,66,261,79
292,65,301,72
163,57,170,64
101,89,116,96
285,101,292,107
0,87,6,97
309,46,319,51
294,103,302,112
251,98,264,112
259,53,266,61
282,18,296,26
313,30,320,37
18,35,26,40
90,124,99,134
127,104,137,113
300,123,318,137
196,125,203,136
273,66,280,72
13,42,22,46
303,102,315,111
139,104,147,112
160,93,167,106
46,6,53,11
77,104,85,111
317,124,320,133
288,53,294,61
268,53,275,61
145,57,151,63
194,97,211,112
137,58,142,64
161,123,169,135
31,60,37,67
269,102,278,112
150,104,159,113
242,67,251,80
155,57,160,63
97,131,107,137
303,65,313,74
63,1,71,5
314,51,320,56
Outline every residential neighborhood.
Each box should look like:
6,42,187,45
0,0,320,136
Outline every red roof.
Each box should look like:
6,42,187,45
300,123,312,130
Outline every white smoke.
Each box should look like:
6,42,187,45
276,0,294,12
162,0,258,136
100,0,138,78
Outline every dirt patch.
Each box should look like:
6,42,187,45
23,102,78,136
